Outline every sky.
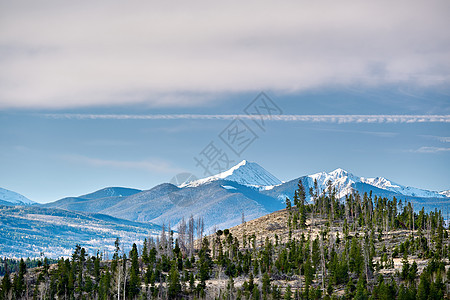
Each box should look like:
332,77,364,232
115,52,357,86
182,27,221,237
0,1,449,203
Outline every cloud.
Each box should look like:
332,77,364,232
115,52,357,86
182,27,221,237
1,1,450,108
63,154,184,174
43,113,450,123
413,147,450,153
311,127,398,137
420,135,450,143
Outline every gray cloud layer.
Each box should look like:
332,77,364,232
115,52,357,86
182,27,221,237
1,1,449,108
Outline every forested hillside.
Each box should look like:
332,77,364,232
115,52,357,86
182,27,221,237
1,180,449,299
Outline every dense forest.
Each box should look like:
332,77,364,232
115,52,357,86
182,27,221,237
1,180,449,299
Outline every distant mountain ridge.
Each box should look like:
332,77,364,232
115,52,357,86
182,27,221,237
0,187,35,205
40,160,449,234
42,187,142,212
44,180,283,234
80,187,142,199
2,160,449,258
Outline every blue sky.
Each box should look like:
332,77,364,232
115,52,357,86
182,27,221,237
0,1,449,203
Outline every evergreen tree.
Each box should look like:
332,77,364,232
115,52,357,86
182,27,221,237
417,272,430,300
142,238,149,264
285,197,291,210
168,262,181,299
112,237,120,272
262,272,271,296
1,260,11,299
94,255,100,281
98,269,111,300
401,252,410,280
284,285,292,300
13,258,26,299
354,275,369,300
252,285,260,300
128,243,140,298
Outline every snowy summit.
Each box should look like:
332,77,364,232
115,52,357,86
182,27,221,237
181,160,282,188
305,168,448,199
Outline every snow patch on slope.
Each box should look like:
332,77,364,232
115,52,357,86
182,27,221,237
222,185,237,190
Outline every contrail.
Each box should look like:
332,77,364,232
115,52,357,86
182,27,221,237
43,114,450,123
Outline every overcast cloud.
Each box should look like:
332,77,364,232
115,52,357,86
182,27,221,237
1,0,449,108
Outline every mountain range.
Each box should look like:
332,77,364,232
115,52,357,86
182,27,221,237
32,160,450,231
0,187,36,206
1,160,449,257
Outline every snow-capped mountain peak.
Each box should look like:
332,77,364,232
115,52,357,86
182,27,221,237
440,190,450,197
330,168,348,177
0,187,35,205
181,160,282,188
307,168,358,198
304,168,447,199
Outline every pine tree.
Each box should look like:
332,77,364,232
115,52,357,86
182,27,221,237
13,258,26,299
1,260,11,299
168,262,181,299
417,272,430,300
284,285,292,300
128,243,140,298
408,261,418,284
98,269,111,300
112,237,120,272
142,238,149,264
252,285,260,300
94,255,100,281
401,252,410,280
262,272,271,296
354,275,369,300
189,272,195,292
285,197,291,210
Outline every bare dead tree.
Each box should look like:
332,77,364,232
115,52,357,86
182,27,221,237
159,224,167,257
167,223,173,257
196,217,204,248
199,217,204,243
178,217,187,254
188,215,195,257
148,237,156,250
